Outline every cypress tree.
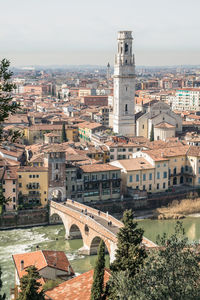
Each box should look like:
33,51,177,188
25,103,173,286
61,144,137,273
61,123,67,142
90,240,105,300
150,124,154,141
110,209,147,276
0,267,6,300
17,266,45,300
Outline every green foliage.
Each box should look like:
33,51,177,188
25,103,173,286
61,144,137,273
0,267,6,300
61,123,67,142
17,266,45,300
116,222,200,300
110,209,147,276
150,124,154,141
107,210,147,300
90,240,105,300
0,59,20,141
42,279,63,291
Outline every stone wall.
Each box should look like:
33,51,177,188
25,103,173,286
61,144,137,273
0,208,48,229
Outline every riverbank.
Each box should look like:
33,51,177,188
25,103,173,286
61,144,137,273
154,198,200,220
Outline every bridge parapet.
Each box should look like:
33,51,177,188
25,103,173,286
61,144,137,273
64,199,123,228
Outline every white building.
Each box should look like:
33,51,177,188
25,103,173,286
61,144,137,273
112,31,136,136
172,88,200,111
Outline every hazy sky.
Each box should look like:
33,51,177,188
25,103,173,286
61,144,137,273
0,0,200,66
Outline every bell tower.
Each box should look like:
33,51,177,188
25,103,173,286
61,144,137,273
113,31,136,136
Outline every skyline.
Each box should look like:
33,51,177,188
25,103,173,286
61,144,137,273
1,0,200,66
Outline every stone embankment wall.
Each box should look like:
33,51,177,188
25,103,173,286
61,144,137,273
0,208,48,229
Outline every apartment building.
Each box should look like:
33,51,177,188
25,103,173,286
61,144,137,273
110,157,168,194
65,163,121,203
173,88,200,111
105,141,142,161
1,166,18,211
17,167,48,207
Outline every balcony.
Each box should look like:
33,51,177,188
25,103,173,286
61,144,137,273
26,184,40,189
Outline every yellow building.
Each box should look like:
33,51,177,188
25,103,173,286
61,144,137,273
17,167,48,207
110,157,169,193
25,124,79,144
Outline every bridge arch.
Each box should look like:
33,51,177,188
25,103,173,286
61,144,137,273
69,224,83,240
90,236,109,256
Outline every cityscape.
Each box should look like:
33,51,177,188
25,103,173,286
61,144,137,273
1,0,200,299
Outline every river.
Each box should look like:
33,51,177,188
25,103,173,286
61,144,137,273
1,217,200,298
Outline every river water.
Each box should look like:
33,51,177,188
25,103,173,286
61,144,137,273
1,217,200,298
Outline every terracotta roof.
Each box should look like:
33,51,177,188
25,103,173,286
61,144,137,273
143,145,190,161
112,158,154,171
12,250,74,280
18,166,48,172
187,146,200,157
154,122,176,129
45,269,110,300
80,163,120,173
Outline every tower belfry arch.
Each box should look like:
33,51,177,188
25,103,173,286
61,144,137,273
113,31,136,136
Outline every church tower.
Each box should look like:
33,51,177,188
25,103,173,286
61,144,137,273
113,31,136,136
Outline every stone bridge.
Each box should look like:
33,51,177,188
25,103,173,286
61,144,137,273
50,200,156,263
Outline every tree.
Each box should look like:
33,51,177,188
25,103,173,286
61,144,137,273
0,267,6,300
110,209,147,276
0,59,20,141
107,210,147,300
61,123,67,142
130,222,200,300
17,266,45,300
90,240,105,300
150,124,154,141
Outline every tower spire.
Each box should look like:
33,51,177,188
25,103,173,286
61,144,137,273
112,31,136,136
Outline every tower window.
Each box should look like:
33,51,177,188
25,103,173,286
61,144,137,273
125,60,127,64
125,104,128,114
125,43,128,53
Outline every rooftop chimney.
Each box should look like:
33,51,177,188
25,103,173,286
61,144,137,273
20,260,24,271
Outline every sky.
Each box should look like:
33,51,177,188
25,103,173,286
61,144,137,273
0,0,200,67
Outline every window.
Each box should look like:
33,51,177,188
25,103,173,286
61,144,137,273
55,174,59,180
143,185,146,190
142,125,144,129
13,188,15,192
198,177,200,184
157,172,160,179
157,164,160,168
110,149,114,152
143,174,146,181
149,184,152,190
13,180,15,184
19,183,22,188
136,186,139,189
3,189,5,192
110,155,114,160
2,180,5,185
128,148,133,152
185,166,188,171
136,174,139,182
56,163,58,169
163,171,167,179
29,175,32,178
149,173,152,180
157,183,160,190
13,197,16,202
129,175,133,183
163,182,166,189
164,163,166,167
36,175,39,178
33,175,35,178
19,175,21,178
72,185,75,192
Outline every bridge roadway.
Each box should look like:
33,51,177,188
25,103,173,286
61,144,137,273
52,199,156,249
